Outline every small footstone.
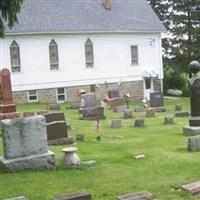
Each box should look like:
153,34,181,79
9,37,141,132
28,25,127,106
134,119,144,128
82,160,96,167
187,135,200,151
164,116,174,125
181,181,200,195
134,154,145,160
53,192,92,200
76,134,85,142
146,108,155,118
117,191,154,200
5,197,27,200
124,109,133,119
175,104,182,112
135,106,144,112
111,119,121,128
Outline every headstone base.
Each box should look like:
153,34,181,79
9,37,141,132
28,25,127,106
183,126,200,136
0,150,55,172
189,117,200,127
153,106,166,112
48,137,74,145
0,104,16,113
175,112,189,117
117,191,154,200
53,192,92,200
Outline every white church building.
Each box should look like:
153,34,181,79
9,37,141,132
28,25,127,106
0,0,165,104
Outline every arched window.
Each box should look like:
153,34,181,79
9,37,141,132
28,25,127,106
49,39,59,70
10,40,21,72
85,38,94,68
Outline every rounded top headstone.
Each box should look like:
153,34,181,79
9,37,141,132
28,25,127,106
189,60,200,74
0,68,11,76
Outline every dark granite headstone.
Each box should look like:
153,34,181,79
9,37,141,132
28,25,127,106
175,104,182,112
150,91,165,112
53,192,92,200
108,89,120,99
42,112,70,145
82,107,105,120
134,119,145,128
111,119,121,128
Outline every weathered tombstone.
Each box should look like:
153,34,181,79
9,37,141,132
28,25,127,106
164,116,174,125
111,119,121,128
187,135,200,151
124,109,133,119
108,89,120,99
181,181,200,195
134,119,145,128
117,191,154,200
49,103,61,110
53,192,92,200
183,61,200,135
42,112,70,145
150,91,166,112
114,105,127,113
0,115,55,172
175,104,182,112
80,93,96,108
108,97,124,111
70,102,80,109
0,68,17,119
146,108,155,118
81,107,105,120
135,106,145,112
62,147,81,169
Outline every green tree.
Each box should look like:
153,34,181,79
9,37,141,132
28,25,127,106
0,0,24,37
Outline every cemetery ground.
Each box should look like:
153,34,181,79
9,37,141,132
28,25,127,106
1,97,200,200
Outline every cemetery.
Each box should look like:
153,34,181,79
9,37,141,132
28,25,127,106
1,83,200,199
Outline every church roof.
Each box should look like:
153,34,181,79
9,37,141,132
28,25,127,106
5,0,166,34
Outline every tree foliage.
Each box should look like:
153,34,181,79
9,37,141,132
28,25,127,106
0,0,24,37
148,0,200,73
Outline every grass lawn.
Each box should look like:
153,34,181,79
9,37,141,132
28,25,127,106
1,97,200,200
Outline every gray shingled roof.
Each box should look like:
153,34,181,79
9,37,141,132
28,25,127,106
5,0,166,34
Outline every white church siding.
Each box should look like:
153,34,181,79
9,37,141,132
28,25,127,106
1,32,163,103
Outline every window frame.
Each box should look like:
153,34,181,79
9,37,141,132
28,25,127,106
28,90,38,102
56,87,66,103
49,39,59,70
131,45,139,66
10,40,21,73
85,38,94,68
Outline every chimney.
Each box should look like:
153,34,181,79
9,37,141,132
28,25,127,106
103,0,111,10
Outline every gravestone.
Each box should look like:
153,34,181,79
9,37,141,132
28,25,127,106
43,112,70,145
108,97,124,111
150,91,166,112
0,68,17,119
181,181,200,195
183,61,200,135
117,191,154,200
124,109,133,119
111,119,121,128
146,108,155,118
37,110,48,115
108,89,120,99
187,135,200,151
53,192,92,200
80,93,96,108
82,160,96,168
134,119,145,128
164,116,174,125
0,115,55,172
175,104,182,112
49,103,61,110
135,106,145,112
175,112,189,117
81,107,105,120
113,105,127,113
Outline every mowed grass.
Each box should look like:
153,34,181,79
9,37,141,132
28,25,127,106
1,97,200,200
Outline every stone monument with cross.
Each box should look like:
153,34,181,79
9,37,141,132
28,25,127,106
0,68,18,119
183,61,200,135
